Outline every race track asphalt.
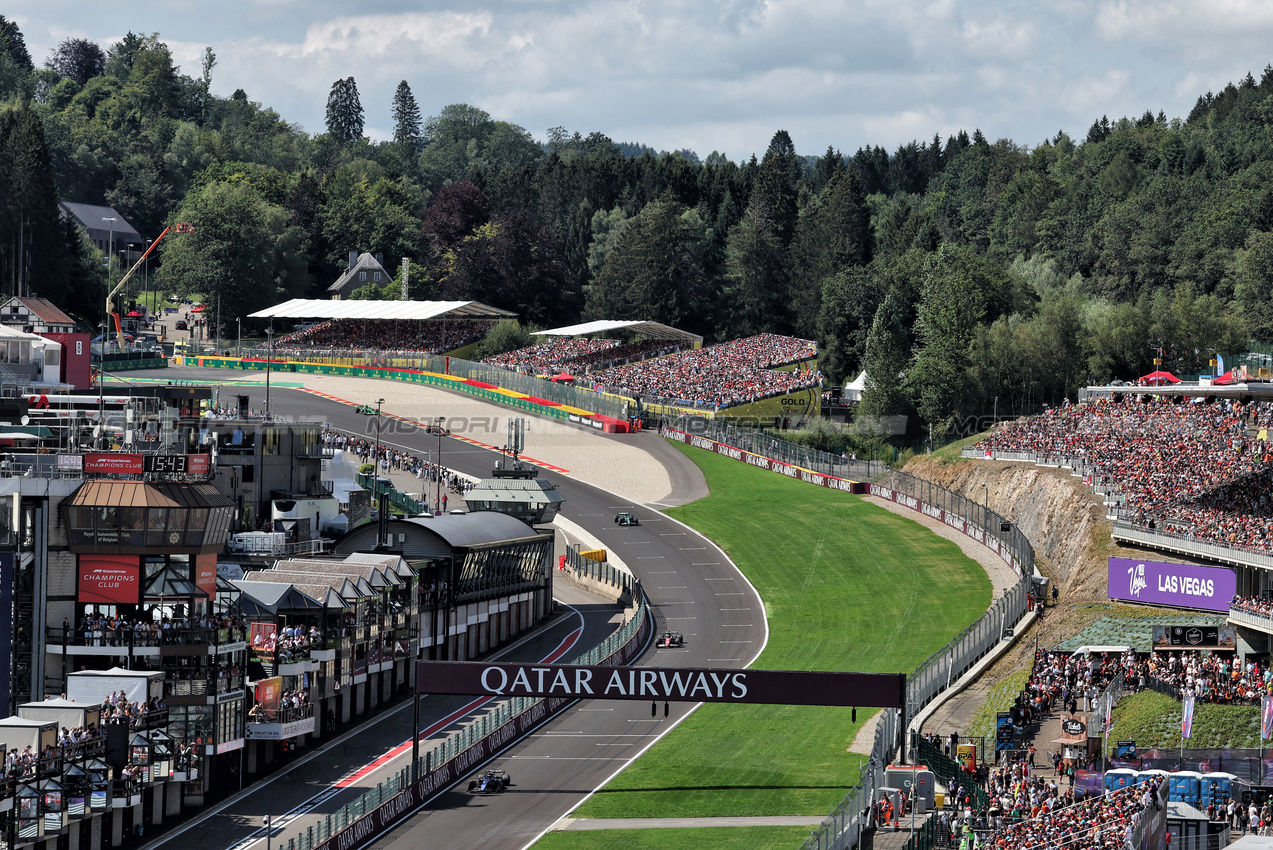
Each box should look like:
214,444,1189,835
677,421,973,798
137,376,767,850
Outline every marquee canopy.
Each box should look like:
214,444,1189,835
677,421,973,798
249,299,516,321
532,319,702,343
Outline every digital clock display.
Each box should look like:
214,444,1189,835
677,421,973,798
143,455,187,474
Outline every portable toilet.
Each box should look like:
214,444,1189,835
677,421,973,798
1200,772,1235,809
884,764,937,811
1105,768,1139,792
1168,771,1202,805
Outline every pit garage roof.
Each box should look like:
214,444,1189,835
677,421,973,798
249,299,516,321
532,319,702,343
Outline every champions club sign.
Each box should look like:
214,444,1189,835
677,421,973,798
417,661,907,708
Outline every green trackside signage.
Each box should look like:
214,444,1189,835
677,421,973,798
176,354,577,422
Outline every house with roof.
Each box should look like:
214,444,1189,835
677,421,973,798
327,251,389,300
58,202,144,258
0,296,77,334
0,297,90,388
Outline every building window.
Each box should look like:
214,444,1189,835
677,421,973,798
359,271,367,282
373,272,381,282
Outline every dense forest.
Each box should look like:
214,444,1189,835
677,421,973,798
1,19,1271,434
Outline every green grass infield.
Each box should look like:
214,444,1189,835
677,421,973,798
533,825,817,850
564,444,991,825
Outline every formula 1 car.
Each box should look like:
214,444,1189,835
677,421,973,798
468,769,512,793
656,631,684,648
614,512,640,527
354,404,378,415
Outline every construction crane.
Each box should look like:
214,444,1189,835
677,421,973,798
106,222,194,350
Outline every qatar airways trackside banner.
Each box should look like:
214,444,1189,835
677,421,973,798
417,661,907,708
1108,557,1236,613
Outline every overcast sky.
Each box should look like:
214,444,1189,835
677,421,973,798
10,1,1273,161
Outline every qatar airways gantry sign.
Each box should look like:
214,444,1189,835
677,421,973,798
417,661,907,708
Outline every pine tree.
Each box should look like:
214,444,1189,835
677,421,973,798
325,77,364,143
0,16,32,72
391,81,423,152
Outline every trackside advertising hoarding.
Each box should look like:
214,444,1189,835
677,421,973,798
660,426,865,494
1107,557,1236,613
417,661,907,708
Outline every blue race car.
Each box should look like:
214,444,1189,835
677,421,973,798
468,769,512,793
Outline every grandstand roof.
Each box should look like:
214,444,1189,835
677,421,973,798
248,299,516,321
532,319,702,342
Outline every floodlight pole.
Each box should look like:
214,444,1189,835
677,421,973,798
412,685,420,782
265,325,274,420
374,398,385,475
435,417,445,513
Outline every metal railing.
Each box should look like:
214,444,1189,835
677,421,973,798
356,472,424,516
1229,604,1273,633
281,579,650,850
799,708,898,850
1089,670,1126,736
866,469,1034,722
46,625,247,650
564,545,631,590
967,448,1273,572
667,416,890,481
1121,777,1168,850
226,535,331,556
1111,522,1273,572
913,736,990,810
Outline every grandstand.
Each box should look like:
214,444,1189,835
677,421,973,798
487,322,820,417
974,395,1273,565
247,299,514,357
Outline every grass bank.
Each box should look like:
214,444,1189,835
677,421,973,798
557,443,990,838
1108,690,1261,751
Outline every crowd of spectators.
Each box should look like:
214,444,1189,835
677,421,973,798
982,780,1161,850
482,337,620,372
69,612,245,646
249,689,310,722
101,690,165,728
265,319,495,356
976,396,1273,551
1142,651,1270,705
1233,595,1273,617
483,337,687,376
584,333,820,409
324,427,473,506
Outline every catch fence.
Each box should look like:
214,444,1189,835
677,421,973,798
653,440,1039,850
798,707,898,850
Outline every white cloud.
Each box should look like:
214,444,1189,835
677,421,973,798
9,0,1273,159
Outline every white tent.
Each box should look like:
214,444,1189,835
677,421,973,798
66,668,163,706
18,698,102,731
842,371,868,402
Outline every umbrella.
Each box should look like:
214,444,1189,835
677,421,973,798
551,372,575,383
1138,370,1181,384
126,310,142,317
191,304,206,313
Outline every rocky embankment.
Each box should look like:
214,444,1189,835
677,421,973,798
902,454,1157,648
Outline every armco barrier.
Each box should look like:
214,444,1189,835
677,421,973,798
283,578,650,850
